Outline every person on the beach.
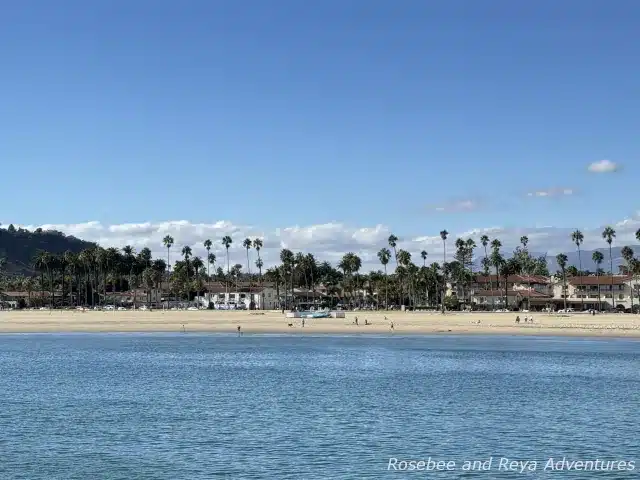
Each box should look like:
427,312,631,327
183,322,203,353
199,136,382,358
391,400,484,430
182,324,186,333
515,316,520,323
301,318,305,327
354,316,358,326
390,321,394,331
237,325,242,335
364,318,369,325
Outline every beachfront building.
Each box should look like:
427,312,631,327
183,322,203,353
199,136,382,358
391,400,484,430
102,288,163,307
280,288,332,310
461,275,554,311
552,275,638,311
198,282,280,309
0,290,66,309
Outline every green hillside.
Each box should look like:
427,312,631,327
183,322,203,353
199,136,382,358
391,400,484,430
0,224,97,275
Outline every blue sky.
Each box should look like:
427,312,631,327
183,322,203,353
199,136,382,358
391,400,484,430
1,0,639,264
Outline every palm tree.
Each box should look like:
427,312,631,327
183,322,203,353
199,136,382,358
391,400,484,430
191,256,204,300
204,239,212,279
33,251,52,307
64,250,76,306
620,246,635,313
253,238,263,267
377,248,391,309
388,234,398,267
556,253,568,311
635,228,640,309
208,253,216,280
440,230,449,312
181,245,192,267
519,235,530,309
397,250,411,307
465,238,476,307
338,252,362,307
420,250,428,305
222,236,233,274
490,239,502,310
163,235,174,273
592,250,604,311
602,226,616,310
222,235,233,296
571,230,585,312
280,249,294,309
480,235,492,306
255,257,264,308
621,246,634,312
242,238,252,276
252,238,264,309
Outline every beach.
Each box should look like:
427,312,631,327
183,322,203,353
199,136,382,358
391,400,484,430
1,310,640,337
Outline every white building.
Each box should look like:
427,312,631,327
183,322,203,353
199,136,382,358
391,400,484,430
553,275,638,311
199,283,280,309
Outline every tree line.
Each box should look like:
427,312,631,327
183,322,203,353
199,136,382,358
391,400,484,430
1,225,639,309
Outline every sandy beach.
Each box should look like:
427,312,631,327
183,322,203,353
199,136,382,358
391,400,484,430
1,310,640,337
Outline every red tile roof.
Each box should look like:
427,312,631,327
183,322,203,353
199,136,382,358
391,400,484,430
474,274,550,284
474,289,551,298
567,275,631,286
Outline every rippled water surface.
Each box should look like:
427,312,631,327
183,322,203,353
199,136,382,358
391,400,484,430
0,334,638,479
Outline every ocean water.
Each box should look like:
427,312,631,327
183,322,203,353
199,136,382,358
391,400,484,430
0,334,638,479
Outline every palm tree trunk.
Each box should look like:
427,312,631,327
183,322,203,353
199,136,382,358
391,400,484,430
610,244,615,310
577,246,584,312
596,270,601,311
61,267,65,307
495,268,500,310
40,272,45,307
504,276,508,310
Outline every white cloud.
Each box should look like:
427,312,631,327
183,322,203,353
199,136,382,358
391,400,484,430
588,159,619,173
431,199,478,212
526,188,574,198
5,214,640,272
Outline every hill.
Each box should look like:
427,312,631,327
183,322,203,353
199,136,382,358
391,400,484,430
0,224,97,275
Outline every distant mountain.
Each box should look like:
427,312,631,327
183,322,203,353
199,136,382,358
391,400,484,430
473,246,639,274
544,246,637,274
0,224,96,275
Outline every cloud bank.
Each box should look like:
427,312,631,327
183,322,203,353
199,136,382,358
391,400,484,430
7,214,640,272
588,159,619,173
526,188,574,198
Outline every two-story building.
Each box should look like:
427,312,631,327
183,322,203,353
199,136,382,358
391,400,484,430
554,275,637,311
461,274,554,311
199,282,280,309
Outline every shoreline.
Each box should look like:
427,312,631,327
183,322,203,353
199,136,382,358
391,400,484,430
1,310,640,338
